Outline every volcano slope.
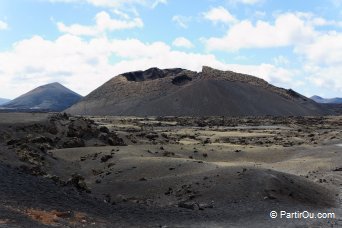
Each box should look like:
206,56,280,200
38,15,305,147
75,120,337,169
66,66,327,116
2,82,82,112
0,113,341,227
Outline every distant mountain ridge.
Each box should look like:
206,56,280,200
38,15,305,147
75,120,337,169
66,66,328,116
1,82,82,112
0,98,10,105
311,95,342,104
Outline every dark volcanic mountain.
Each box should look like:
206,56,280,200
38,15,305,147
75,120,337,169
66,66,328,116
0,98,10,105
2,82,82,112
311,95,342,104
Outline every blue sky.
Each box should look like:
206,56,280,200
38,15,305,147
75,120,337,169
0,0,341,99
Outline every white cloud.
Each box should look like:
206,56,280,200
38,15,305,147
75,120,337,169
294,32,342,94
151,0,167,8
230,0,263,5
296,12,342,27
203,6,237,24
0,35,115,98
220,63,295,86
48,0,165,9
304,65,342,94
57,23,97,36
0,34,295,99
48,0,78,3
295,32,342,65
0,20,8,30
204,12,316,51
57,11,143,36
110,39,171,59
273,56,289,66
254,11,266,18
172,15,191,28
202,10,342,94
112,9,130,19
239,0,262,4
172,37,194,49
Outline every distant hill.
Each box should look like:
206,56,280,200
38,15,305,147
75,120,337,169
311,95,342,104
2,82,82,112
66,66,328,116
0,98,10,105
319,103,342,115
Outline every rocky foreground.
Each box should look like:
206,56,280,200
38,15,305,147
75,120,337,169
0,113,341,227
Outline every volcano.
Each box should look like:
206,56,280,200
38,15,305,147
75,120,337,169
66,66,327,116
2,82,82,112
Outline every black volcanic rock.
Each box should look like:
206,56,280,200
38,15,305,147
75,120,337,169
311,95,342,104
122,67,185,82
66,66,328,116
0,98,10,105
2,82,82,112
172,75,192,86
